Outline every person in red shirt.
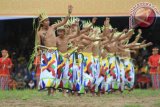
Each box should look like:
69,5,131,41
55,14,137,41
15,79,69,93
137,59,150,89
148,47,160,89
0,49,13,90
33,49,41,89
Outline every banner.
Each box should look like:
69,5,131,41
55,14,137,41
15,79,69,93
0,0,160,17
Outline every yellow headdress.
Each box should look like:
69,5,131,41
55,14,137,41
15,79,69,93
59,17,79,27
57,26,65,31
69,17,80,26
38,12,48,22
54,19,65,31
93,26,101,34
92,26,101,45
82,20,92,28
54,19,61,25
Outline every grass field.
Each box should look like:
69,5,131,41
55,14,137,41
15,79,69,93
0,89,160,107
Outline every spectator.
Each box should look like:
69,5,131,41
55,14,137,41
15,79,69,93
31,68,36,86
15,72,26,89
137,59,150,89
28,80,35,89
148,47,160,89
0,49,13,90
24,68,31,88
17,54,26,65
8,78,17,90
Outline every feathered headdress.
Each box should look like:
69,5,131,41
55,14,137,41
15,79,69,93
54,19,65,30
58,17,80,27
82,20,92,28
93,26,101,34
38,12,48,22
57,26,65,31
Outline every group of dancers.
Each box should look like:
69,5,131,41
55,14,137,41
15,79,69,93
34,5,152,96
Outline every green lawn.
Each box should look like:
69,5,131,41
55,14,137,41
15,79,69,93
0,89,160,107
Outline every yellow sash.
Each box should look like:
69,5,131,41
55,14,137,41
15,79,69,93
37,45,57,50
59,47,78,57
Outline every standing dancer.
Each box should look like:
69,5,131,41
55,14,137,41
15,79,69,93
56,17,99,96
37,5,73,95
56,20,81,96
91,27,104,96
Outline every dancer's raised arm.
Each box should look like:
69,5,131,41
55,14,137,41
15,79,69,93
52,5,73,29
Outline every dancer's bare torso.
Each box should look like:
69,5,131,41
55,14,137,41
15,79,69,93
38,26,57,47
56,36,70,53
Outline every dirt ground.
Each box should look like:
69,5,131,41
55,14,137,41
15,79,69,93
0,90,160,107
1,96,160,107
